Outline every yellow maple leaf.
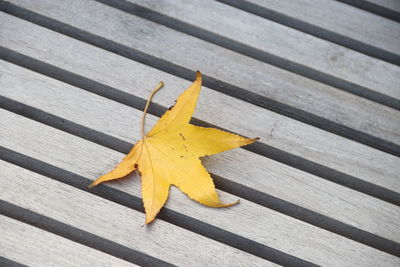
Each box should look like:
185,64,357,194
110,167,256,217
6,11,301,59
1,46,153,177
89,72,259,223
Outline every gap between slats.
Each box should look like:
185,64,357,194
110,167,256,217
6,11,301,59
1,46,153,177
1,49,399,207
94,0,400,110
1,99,400,257
0,200,174,267
1,214,140,266
0,152,316,267
216,0,400,66
3,56,400,248
1,2,400,159
336,0,400,23
2,1,399,263
0,256,26,267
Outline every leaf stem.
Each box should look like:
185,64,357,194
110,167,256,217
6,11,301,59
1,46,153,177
141,81,164,138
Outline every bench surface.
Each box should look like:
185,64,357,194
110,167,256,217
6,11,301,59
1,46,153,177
1,0,399,266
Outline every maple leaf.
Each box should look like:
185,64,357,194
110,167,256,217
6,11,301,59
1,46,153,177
89,72,259,223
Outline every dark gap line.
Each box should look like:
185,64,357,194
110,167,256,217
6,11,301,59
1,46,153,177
216,0,400,66
0,148,314,267
95,0,400,110
0,34,399,159
1,101,400,256
0,7,399,158
0,201,173,267
5,48,400,160
213,175,400,257
0,256,27,267
336,0,400,23
2,0,398,260
1,3,399,159
1,50,400,205
245,141,400,206
0,96,136,154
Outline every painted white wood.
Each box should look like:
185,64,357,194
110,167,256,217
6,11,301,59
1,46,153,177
0,159,273,267
238,0,400,56
1,15,399,195
0,215,137,267
2,2,400,148
1,110,399,266
123,0,400,100
2,59,400,244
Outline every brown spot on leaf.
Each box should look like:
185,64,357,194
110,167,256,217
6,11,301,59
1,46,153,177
179,133,186,140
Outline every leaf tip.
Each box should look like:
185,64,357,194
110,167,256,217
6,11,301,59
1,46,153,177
230,199,240,207
244,137,259,146
145,217,155,225
217,199,240,208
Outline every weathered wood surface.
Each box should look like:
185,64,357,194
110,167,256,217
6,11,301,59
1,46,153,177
362,0,400,12
3,0,400,149
2,59,400,245
0,158,274,266
221,0,400,59
1,0,400,265
0,214,137,267
2,109,399,266
122,0,400,101
1,13,399,197
338,0,400,22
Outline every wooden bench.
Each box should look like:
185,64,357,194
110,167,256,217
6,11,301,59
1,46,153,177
1,0,399,266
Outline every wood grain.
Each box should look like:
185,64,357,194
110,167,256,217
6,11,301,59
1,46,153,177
0,158,274,267
123,0,400,100
226,0,400,57
0,214,137,267
2,0,400,266
335,0,400,23
0,14,399,195
1,59,400,245
1,109,400,266
362,0,400,12
2,1,400,147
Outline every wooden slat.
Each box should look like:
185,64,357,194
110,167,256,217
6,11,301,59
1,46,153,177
362,0,400,12
0,158,273,266
2,59,400,245
1,109,400,266
338,0,400,22
122,0,400,101
0,214,137,267
4,2,400,150
0,14,399,196
225,0,400,58
2,1,400,148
